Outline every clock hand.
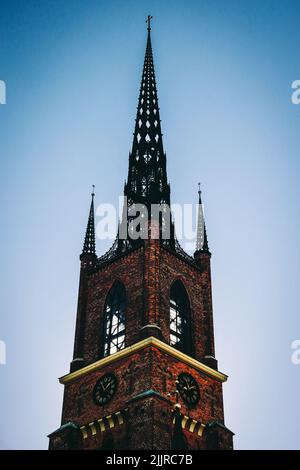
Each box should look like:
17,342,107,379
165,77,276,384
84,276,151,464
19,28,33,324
101,380,110,392
103,379,113,392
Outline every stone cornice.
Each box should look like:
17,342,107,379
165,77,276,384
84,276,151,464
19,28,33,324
59,337,228,385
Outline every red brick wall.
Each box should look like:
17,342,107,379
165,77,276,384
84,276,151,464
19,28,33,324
58,240,230,450
83,247,145,364
61,345,225,449
76,242,215,367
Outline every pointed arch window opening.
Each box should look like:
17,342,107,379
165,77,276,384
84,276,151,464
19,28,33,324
170,282,191,355
103,282,126,357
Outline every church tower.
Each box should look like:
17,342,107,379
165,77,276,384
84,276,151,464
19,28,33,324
48,17,234,451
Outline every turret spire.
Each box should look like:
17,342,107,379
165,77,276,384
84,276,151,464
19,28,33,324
196,183,210,253
81,186,96,257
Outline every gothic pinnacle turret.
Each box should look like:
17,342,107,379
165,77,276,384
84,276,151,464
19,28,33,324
195,183,210,255
81,186,96,258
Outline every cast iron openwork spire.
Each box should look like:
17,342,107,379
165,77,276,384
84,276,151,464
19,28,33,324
196,183,209,253
81,186,96,257
98,17,197,266
124,15,170,208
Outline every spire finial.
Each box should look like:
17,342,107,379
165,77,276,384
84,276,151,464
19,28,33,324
198,182,202,204
146,15,153,32
91,184,95,198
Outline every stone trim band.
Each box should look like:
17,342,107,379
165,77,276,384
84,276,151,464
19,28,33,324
60,336,228,385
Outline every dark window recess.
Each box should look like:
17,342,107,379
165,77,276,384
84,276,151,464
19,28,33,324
103,282,126,357
170,281,191,355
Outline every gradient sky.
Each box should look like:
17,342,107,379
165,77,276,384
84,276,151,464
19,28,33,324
0,0,300,450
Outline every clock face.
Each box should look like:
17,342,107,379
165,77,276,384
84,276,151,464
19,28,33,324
177,372,200,406
93,373,117,406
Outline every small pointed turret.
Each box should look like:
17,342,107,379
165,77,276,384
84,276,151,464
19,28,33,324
72,186,96,372
202,220,209,253
81,186,96,258
195,183,210,254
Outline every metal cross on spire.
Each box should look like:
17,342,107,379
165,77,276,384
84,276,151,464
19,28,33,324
146,14,153,32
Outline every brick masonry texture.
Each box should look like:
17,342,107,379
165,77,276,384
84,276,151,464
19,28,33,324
49,241,233,450
77,242,215,366
61,346,225,450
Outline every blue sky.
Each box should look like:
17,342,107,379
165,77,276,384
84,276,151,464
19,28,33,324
0,0,300,449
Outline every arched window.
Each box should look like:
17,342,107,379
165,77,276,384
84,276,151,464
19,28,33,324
170,281,191,354
103,282,126,357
